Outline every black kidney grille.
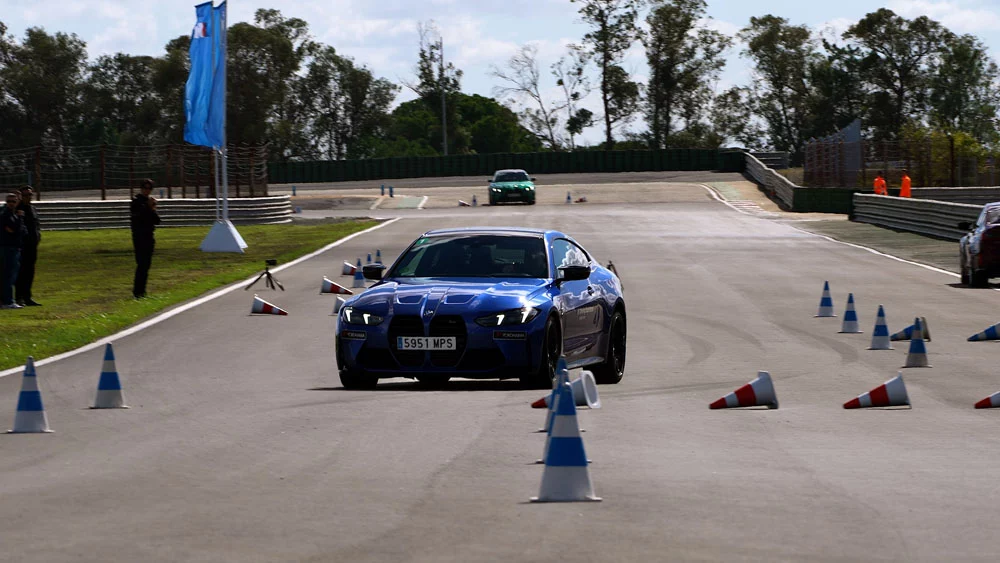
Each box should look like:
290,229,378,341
429,315,467,367
389,315,425,367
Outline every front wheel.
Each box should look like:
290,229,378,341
521,315,561,389
340,368,378,390
591,310,626,384
971,268,990,288
961,254,971,285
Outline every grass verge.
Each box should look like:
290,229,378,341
0,220,377,370
794,220,958,273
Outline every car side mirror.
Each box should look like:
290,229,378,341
958,221,973,231
363,264,385,280
556,265,590,284
487,179,493,184
530,177,537,181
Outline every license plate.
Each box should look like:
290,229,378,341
396,336,456,350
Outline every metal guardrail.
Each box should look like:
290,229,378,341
745,152,797,209
911,187,1000,205
852,194,980,240
34,196,293,231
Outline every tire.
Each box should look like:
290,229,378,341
972,268,990,288
339,368,378,390
591,310,626,385
415,375,451,387
489,196,496,206
961,255,971,285
528,199,536,205
521,315,561,389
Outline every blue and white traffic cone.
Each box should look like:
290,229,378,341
536,357,570,432
389,186,394,197
9,357,52,433
380,184,385,196
472,195,478,207
375,249,382,263
566,191,572,204
815,281,835,317
903,317,931,368
967,322,1000,342
352,268,366,289
839,293,862,333
869,305,893,350
891,317,932,342
531,381,600,502
366,253,372,265
92,343,128,409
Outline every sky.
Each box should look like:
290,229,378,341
4,0,1000,145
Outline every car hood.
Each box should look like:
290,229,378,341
347,278,550,314
490,182,534,189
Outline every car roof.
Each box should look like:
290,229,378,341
422,227,556,238
493,169,528,175
985,202,1000,210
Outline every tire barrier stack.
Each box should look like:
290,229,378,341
33,196,293,231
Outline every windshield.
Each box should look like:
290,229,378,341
389,234,548,278
494,171,530,182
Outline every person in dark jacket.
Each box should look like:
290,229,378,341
15,185,41,306
1,192,28,309
130,179,161,298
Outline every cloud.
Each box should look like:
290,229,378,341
887,0,1000,33
816,17,855,43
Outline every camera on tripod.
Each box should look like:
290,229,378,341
245,258,284,291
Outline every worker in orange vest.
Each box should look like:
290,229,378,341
899,170,912,197
873,172,887,195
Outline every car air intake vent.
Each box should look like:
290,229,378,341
429,315,466,367
389,315,424,367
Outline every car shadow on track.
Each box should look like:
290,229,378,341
947,282,999,289
310,380,531,392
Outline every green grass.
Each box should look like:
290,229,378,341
0,220,377,370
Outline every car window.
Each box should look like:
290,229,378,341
389,234,548,278
551,239,590,271
495,171,530,182
987,208,1000,225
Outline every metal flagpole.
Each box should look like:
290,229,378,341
220,1,230,222
213,148,221,220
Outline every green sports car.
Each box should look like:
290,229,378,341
488,169,536,205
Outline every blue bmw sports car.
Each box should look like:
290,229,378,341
335,227,626,389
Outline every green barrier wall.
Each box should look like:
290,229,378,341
268,148,746,184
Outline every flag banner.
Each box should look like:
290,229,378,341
206,2,227,148
184,2,225,148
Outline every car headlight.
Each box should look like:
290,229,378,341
342,306,384,326
475,307,540,327
491,187,501,192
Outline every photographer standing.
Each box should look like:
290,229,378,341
130,179,161,299
1,192,28,309
15,186,41,306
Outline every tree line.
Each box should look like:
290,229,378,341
1,2,998,163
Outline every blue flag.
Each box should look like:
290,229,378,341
206,2,227,148
184,1,226,148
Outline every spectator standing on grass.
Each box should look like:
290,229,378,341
15,186,41,306
1,192,28,309
130,179,161,299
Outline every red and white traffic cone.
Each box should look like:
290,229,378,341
709,371,778,409
251,294,288,316
843,373,910,409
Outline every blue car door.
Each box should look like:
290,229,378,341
550,238,604,362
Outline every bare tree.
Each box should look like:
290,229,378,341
552,46,593,149
490,44,564,149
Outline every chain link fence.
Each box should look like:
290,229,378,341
0,144,269,200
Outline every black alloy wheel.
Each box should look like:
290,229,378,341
592,310,626,384
521,315,561,389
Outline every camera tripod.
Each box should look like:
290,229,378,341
245,263,284,291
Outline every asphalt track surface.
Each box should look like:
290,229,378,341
3,182,1000,562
